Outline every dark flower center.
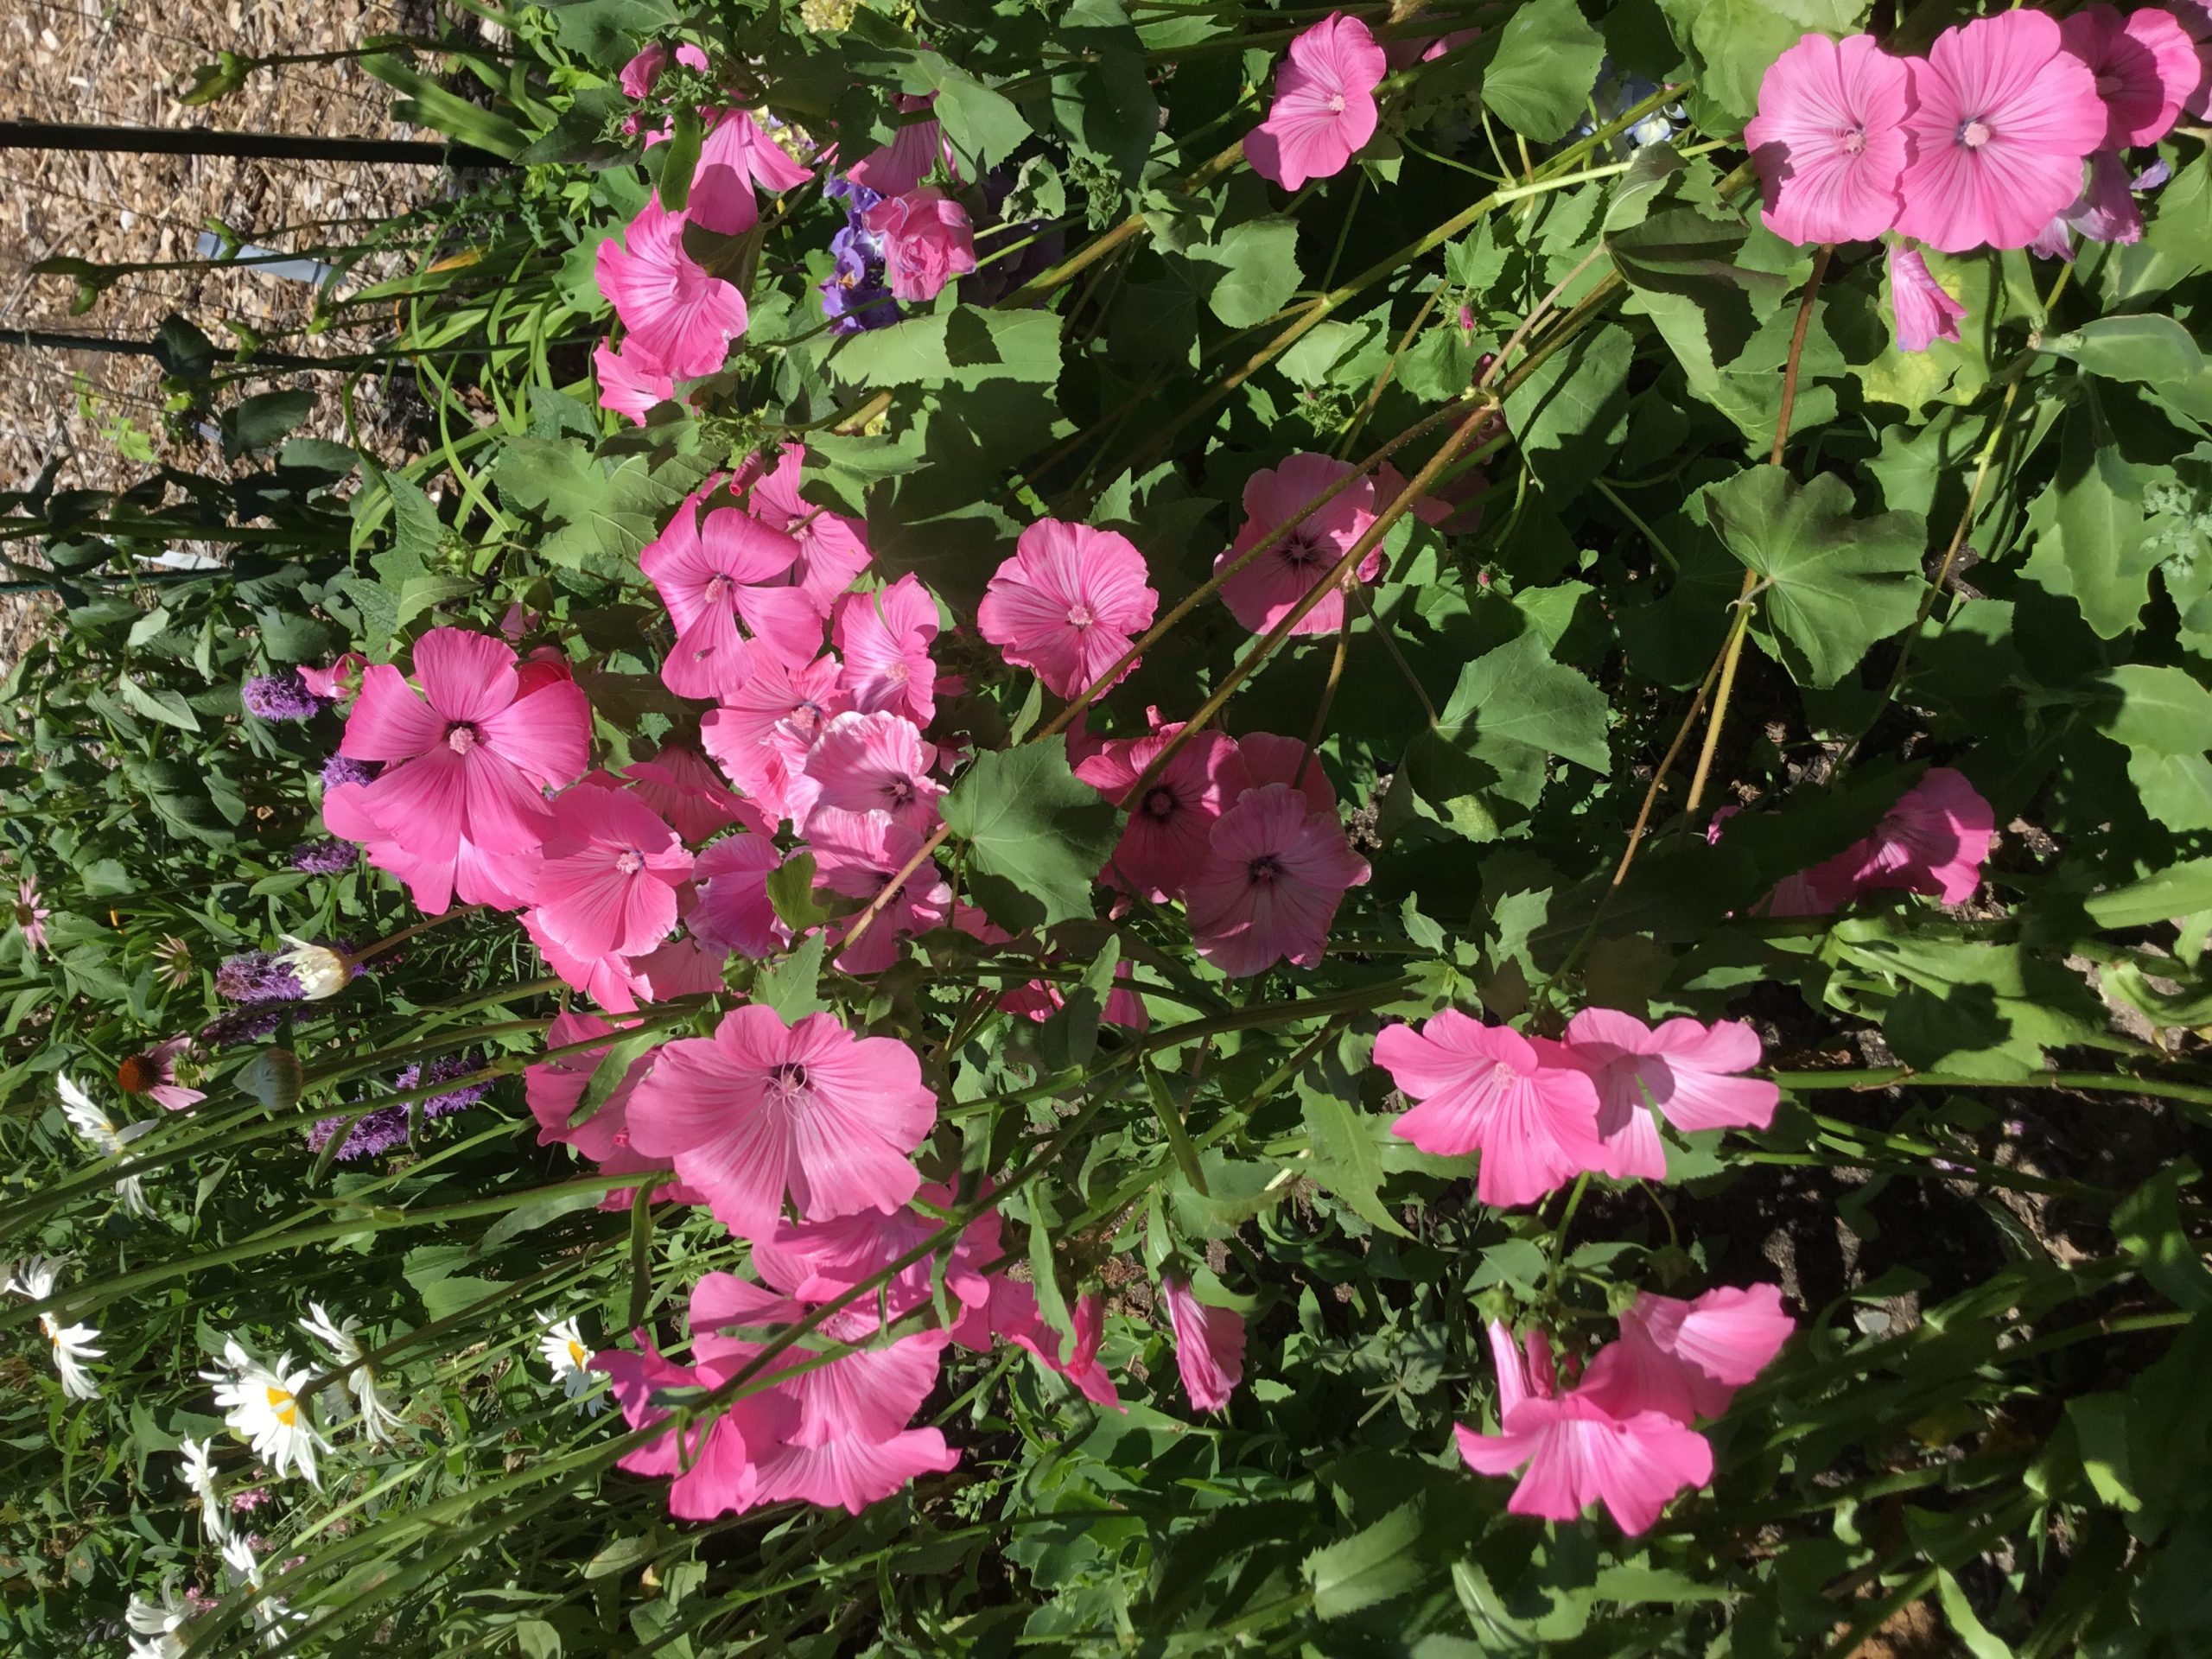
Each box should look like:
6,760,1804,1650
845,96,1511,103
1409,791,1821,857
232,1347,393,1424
14,901,35,925
769,1061,810,1094
1248,853,1284,887
887,775,916,805
1141,785,1180,821
117,1055,158,1095
1280,529,1325,568
614,849,645,876
446,723,480,753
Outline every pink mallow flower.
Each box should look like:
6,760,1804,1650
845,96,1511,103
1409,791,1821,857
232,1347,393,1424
594,337,675,424
831,575,940,726
626,744,766,843
639,493,811,700
1454,1322,1715,1535
619,40,709,100
727,444,873,616
690,108,814,238
1374,1013,1605,1208
810,812,953,976
700,652,850,827
623,1005,938,1239
801,710,945,839
1185,783,1369,977
1585,1285,1796,1425
1886,246,1967,353
1076,725,1241,902
2060,5,2202,149
1560,1008,1778,1183
2062,149,2148,245
1897,13,2106,252
1743,33,1912,245
861,188,977,303
689,832,790,959
1767,766,1995,915
339,626,590,898
1160,1275,1246,1413
1217,453,1386,639
1243,13,1388,191
846,95,960,199
594,196,750,379
977,519,1159,700
529,786,693,962
298,652,365,704
524,1010,703,1208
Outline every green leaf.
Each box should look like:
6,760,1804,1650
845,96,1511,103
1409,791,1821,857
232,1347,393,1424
2024,399,2158,639
2113,1163,2211,1311
118,677,200,733
2085,858,2212,930
1300,1088,1413,1237
656,105,702,215
2039,315,2206,386
755,932,828,1023
940,739,1117,932
1194,218,1302,329
1481,0,1608,141
1304,1498,1427,1618
2066,1394,2141,1512
906,61,1032,174
223,389,313,458
570,1029,663,1132
1026,1187,1076,1363
2093,664,2212,756
765,851,834,932
480,1185,608,1251
1503,322,1632,496
234,1047,303,1114
1703,467,1926,688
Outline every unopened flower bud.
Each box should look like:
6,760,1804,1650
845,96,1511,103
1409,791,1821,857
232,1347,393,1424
276,937,352,1001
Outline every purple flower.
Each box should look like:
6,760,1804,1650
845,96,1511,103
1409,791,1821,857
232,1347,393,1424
307,1103,411,1161
243,670,327,722
290,837,359,875
321,753,379,791
819,175,900,335
198,1005,287,1048
306,1052,488,1160
404,1053,492,1119
216,950,304,1005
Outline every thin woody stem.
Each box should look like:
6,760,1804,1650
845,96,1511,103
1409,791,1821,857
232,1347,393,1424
1770,244,1831,468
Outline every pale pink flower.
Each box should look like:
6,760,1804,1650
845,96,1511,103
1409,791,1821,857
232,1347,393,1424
1886,245,1967,353
977,519,1158,699
1560,1008,1779,1182
690,108,813,237
529,786,693,962
639,496,810,700
624,1005,938,1237
1454,1322,1715,1535
1584,1285,1796,1425
862,188,977,302
810,812,953,975
728,444,873,614
524,1010,704,1207
118,1036,203,1113
1847,766,1995,905
949,1279,1123,1410
340,626,591,880
846,95,960,199
1243,13,1388,190
801,710,944,837
700,652,850,825
12,877,48,955
298,652,365,703
2060,5,2202,147
1743,33,1913,245
830,575,939,725
1075,726,1240,902
1897,13,2107,252
594,196,749,378
520,906,642,1012
690,832,790,959
1161,1275,1246,1412
1217,453,1385,638
1375,1013,1605,1207
594,337,674,424
1185,784,1369,976
626,744,766,842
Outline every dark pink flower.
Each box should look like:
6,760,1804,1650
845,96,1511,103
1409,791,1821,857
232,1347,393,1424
977,519,1158,699
624,1005,938,1237
1185,784,1368,976
524,1010,704,1207
2063,149,2147,244
1217,453,1385,638
1455,1322,1715,1535
594,1336,799,1520
1886,245,1967,353
2060,5,2202,148
690,108,813,237
618,40,708,100
298,652,365,703
1243,14,1388,190
1897,13,2106,252
690,832,790,959
529,786,693,962
831,575,939,726
1560,1008,1778,1182
1744,33,1913,245
339,627,591,901
801,710,944,838
728,444,873,615
1161,1275,1246,1412
626,744,766,842
1848,766,1996,905
639,495,811,700
700,652,850,827
861,188,977,303
594,196,749,378
1375,1012,1605,1207
520,906,643,1012
1583,1285,1796,1424
594,337,674,424
846,95,961,199
1076,726,1240,902
1224,729,1337,816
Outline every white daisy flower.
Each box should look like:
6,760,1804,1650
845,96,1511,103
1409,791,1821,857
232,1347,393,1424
5,1254,104,1400
178,1435,225,1540
221,1532,306,1651
125,1580,194,1657
56,1071,154,1216
535,1310,602,1414
203,1338,333,1489
298,1301,404,1446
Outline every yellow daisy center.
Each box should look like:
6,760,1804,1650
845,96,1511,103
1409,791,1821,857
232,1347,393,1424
267,1384,298,1427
